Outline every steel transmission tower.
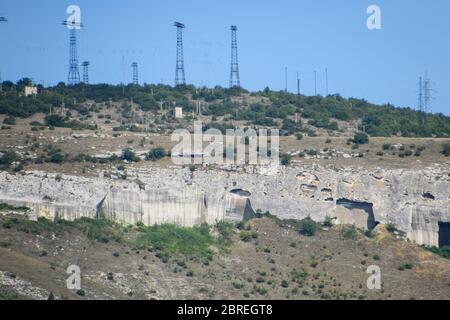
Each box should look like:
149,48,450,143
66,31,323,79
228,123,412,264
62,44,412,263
0,16,7,90
132,62,139,85
174,22,186,86
423,72,432,113
418,77,424,112
62,20,83,86
82,61,90,84
230,26,241,88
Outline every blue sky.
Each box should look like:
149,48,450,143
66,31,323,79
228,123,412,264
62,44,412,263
0,0,449,115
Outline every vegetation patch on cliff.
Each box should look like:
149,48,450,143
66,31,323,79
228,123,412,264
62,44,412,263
135,222,235,261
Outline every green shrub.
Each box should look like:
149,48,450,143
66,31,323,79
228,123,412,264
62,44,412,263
215,221,234,246
122,148,140,162
0,151,20,168
76,289,85,297
145,147,166,161
136,224,217,259
281,153,292,166
71,218,125,243
382,144,391,150
232,282,245,289
364,230,375,238
323,216,333,228
3,116,16,125
299,217,317,237
398,263,413,271
423,246,450,259
50,152,65,164
353,132,369,145
386,223,397,233
0,203,29,212
2,220,13,229
442,143,450,157
341,225,358,240
240,230,258,242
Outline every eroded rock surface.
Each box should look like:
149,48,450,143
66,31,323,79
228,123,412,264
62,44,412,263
1,164,449,247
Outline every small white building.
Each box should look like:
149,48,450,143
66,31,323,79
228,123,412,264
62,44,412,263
24,86,38,96
175,107,183,119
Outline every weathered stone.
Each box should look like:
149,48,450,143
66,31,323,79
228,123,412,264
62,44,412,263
1,164,449,247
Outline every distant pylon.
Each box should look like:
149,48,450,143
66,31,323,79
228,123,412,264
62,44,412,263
174,22,186,86
423,71,433,113
418,77,424,112
297,72,301,96
230,26,241,88
82,61,90,84
62,20,84,86
284,67,288,92
132,62,139,85
0,16,7,91
418,76,425,126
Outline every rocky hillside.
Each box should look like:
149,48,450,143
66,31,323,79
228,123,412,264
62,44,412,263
0,212,449,300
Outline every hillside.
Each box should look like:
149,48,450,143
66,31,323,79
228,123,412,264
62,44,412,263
0,212,449,300
1,80,450,138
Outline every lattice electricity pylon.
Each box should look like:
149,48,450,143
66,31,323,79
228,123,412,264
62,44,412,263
174,22,186,86
229,26,241,88
0,16,7,91
423,74,433,114
62,20,84,86
132,62,139,85
82,61,90,84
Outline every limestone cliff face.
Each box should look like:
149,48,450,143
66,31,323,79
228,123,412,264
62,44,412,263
0,164,449,247
0,170,254,228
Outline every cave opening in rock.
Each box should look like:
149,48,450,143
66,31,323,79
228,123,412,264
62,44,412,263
230,189,251,197
336,199,378,230
438,222,450,248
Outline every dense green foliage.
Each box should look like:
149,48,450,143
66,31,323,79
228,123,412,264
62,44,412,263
0,203,29,212
353,132,369,145
136,224,217,260
1,79,450,137
298,217,318,237
423,246,450,259
145,147,167,161
0,151,20,169
443,143,450,157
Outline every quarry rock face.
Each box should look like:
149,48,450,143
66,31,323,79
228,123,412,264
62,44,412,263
0,164,449,247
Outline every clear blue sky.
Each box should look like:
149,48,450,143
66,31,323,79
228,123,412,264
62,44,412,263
1,0,449,115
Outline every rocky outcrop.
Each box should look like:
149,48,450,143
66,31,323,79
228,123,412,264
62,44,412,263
0,163,449,247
